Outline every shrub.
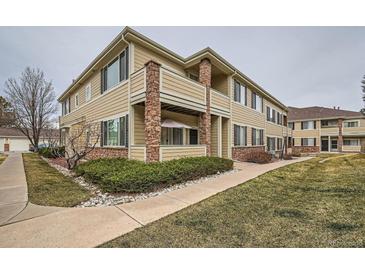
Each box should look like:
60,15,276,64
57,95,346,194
245,150,272,164
74,156,234,193
283,154,293,160
38,146,65,158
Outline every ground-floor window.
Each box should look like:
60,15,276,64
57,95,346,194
302,138,316,146
277,138,283,151
102,116,127,147
343,139,359,146
189,129,198,145
252,128,264,146
161,127,183,145
234,124,247,146
267,137,275,152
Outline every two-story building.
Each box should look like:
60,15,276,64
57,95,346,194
58,27,289,162
288,106,365,153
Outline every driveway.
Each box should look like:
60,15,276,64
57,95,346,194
0,153,28,225
0,153,311,247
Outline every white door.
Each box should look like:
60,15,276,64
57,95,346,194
9,138,30,151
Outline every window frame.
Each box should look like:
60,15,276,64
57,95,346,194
301,137,316,146
301,120,316,130
102,115,128,147
343,120,359,128
75,92,79,109
233,80,247,106
233,124,247,147
161,127,184,146
252,128,264,146
251,92,263,112
85,82,92,102
343,139,360,146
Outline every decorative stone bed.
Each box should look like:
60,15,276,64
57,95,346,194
44,157,238,208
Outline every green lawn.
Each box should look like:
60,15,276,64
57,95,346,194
101,154,365,247
23,153,92,207
0,153,7,165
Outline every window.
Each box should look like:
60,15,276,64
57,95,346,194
288,122,294,130
233,80,247,105
101,47,129,93
302,138,316,146
188,73,199,82
301,121,316,130
321,119,337,128
277,138,283,151
75,93,79,108
189,129,198,145
344,121,359,128
62,97,71,116
343,139,359,146
252,128,264,146
102,116,127,147
233,125,247,146
251,92,262,112
85,83,92,102
266,106,277,123
267,137,276,152
161,127,183,145
276,112,282,125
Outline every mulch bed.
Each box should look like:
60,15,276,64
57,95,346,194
48,157,68,169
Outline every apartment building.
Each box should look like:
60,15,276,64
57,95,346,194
288,106,365,153
58,27,289,162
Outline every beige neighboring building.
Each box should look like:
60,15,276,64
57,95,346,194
288,106,365,153
58,27,289,162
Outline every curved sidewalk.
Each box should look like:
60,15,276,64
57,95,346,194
0,153,311,247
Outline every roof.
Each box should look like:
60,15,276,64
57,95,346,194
57,27,287,110
288,106,364,121
0,127,60,138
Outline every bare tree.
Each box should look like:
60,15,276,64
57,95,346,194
0,96,15,127
4,67,57,151
60,123,100,170
361,75,365,115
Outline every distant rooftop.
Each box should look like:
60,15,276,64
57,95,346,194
288,106,364,121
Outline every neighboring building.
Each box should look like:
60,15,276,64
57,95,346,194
288,106,365,153
58,27,289,162
0,128,59,152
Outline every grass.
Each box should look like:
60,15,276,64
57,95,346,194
0,153,7,165
22,153,92,207
101,154,365,247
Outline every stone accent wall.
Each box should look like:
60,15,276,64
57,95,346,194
86,147,128,160
232,146,265,162
144,60,161,163
338,118,343,152
199,58,212,156
292,146,320,154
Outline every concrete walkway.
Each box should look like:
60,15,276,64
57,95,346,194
0,152,28,225
0,153,311,247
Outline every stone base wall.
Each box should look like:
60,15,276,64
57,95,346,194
292,146,320,154
232,146,265,162
86,147,128,160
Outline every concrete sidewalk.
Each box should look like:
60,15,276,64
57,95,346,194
0,154,311,247
0,153,28,225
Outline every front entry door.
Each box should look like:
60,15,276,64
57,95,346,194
4,143,9,152
321,139,328,151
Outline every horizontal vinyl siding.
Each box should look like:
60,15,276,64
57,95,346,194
130,146,145,161
133,105,145,145
211,89,230,113
211,116,219,156
161,69,206,104
130,69,145,93
342,145,361,152
60,82,129,126
133,43,185,75
232,103,265,128
161,146,206,161
222,118,229,158
266,122,284,137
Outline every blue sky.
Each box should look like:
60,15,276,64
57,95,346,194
0,26,364,112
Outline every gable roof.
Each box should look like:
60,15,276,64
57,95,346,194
288,106,364,121
0,127,60,138
57,27,287,110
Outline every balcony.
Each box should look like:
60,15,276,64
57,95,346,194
210,88,230,117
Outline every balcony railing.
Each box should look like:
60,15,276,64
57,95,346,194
210,88,230,117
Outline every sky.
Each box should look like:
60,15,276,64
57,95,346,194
0,26,364,113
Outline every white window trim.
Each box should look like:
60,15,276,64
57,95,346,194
75,93,79,109
343,120,360,128
302,120,315,130
85,82,92,102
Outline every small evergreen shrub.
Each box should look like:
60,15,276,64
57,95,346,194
38,146,65,158
74,156,234,193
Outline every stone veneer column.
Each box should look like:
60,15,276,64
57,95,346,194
144,60,161,162
338,118,343,152
198,58,212,156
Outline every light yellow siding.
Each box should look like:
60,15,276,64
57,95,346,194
130,146,146,161
160,146,206,161
133,105,145,145
211,116,219,156
342,145,361,152
133,43,185,75
60,82,129,126
222,118,229,158
130,69,145,93
232,103,265,128
211,89,230,116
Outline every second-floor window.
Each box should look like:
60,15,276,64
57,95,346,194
321,119,337,127
85,83,92,102
101,47,129,93
301,121,316,130
252,128,264,146
266,106,276,123
62,97,71,116
75,93,79,108
288,122,295,130
251,92,263,112
233,124,247,146
344,121,359,128
233,80,247,105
